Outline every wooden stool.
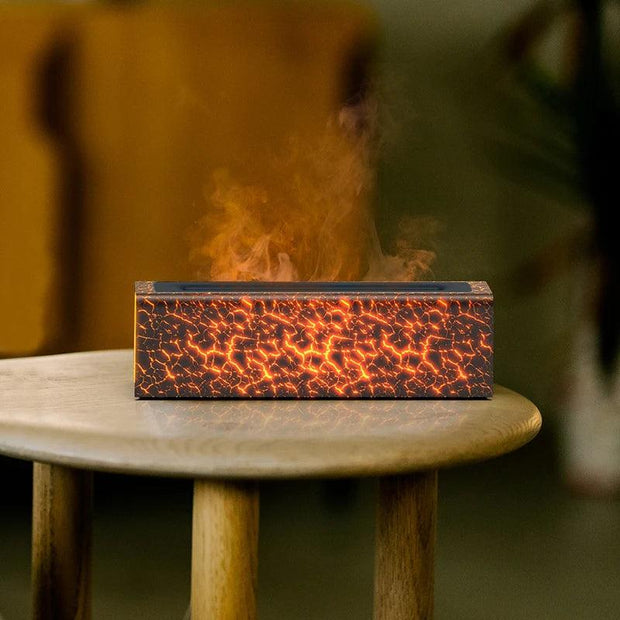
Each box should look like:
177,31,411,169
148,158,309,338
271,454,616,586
0,350,541,619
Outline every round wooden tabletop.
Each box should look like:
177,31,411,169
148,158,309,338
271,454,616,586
0,350,541,478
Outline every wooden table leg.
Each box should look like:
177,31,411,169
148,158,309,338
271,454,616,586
374,470,437,620
32,463,93,620
191,480,259,620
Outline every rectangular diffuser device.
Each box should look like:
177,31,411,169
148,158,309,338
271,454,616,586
134,281,493,399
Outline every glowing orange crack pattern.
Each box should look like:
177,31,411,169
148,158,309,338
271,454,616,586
134,295,493,398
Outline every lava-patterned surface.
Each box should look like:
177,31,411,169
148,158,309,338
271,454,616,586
134,283,493,399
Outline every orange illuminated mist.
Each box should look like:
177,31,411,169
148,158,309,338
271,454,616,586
190,105,437,283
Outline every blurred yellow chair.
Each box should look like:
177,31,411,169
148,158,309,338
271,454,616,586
0,2,376,355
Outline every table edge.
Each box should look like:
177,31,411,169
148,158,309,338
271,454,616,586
0,406,541,479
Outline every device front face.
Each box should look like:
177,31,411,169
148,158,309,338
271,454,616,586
134,281,493,399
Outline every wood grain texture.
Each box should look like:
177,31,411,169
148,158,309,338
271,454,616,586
32,463,92,620
192,480,259,620
0,350,542,478
374,472,437,620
